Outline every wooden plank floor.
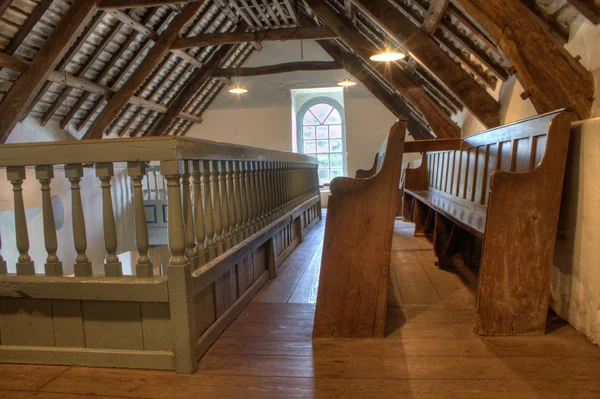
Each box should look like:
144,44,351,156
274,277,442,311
3,213,600,398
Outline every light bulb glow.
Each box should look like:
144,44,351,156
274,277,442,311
337,78,357,87
369,51,406,62
229,87,248,94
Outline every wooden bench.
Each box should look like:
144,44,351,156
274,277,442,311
313,119,407,338
402,109,572,336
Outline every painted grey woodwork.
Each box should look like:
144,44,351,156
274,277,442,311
35,165,63,276
192,161,208,266
182,162,197,267
66,164,92,277
7,166,35,275
97,163,123,277
128,162,153,277
219,161,233,251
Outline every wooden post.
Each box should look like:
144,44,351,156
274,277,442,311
245,161,256,235
192,161,207,266
35,165,63,276
226,161,238,246
219,160,232,251
202,160,216,260
210,160,225,256
251,161,260,230
161,159,197,374
266,162,275,222
7,166,35,275
255,161,265,229
238,161,249,239
96,163,123,277
66,164,91,277
182,162,197,267
128,162,153,277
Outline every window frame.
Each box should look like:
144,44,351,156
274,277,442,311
296,96,348,187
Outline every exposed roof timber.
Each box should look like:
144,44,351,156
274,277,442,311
0,0,11,17
84,1,205,139
2,0,53,56
172,26,337,49
565,0,600,24
351,0,500,128
306,0,460,138
95,0,200,8
422,0,449,33
520,0,569,44
453,0,594,120
445,4,497,50
0,53,201,124
0,0,98,144
206,61,341,77
317,39,434,140
283,0,300,25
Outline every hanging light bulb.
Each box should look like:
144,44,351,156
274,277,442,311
370,50,405,62
338,77,357,87
229,86,248,94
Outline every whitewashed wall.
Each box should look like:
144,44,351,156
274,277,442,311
458,17,600,345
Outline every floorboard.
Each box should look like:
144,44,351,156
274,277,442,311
3,213,600,399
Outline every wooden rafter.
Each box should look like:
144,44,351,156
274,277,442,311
282,0,299,25
146,44,236,136
83,1,205,139
318,40,433,140
172,26,336,49
422,0,449,33
453,0,595,119
95,0,201,8
352,0,499,128
566,0,600,25
205,61,341,77
306,0,459,138
0,0,11,17
0,0,98,143
520,0,569,44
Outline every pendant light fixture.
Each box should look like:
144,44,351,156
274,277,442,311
338,71,357,87
229,87,248,94
370,50,405,62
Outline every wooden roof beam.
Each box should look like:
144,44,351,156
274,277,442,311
95,0,201,8
422,0,449,33
566,0,600,25
172,26,336,49
317,40,433,140
206,61,341,77
352,0,499,128
0,0,98,143
453,0,595,119
84,1,205,139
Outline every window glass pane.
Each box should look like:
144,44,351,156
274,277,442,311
330,169,344,179
316,126,328,139
303,140,316,153
330,139,343,153
302,126,315,139
316,140,329,153
330,154,343,168
317,154,329,168
318,169,330,186
325,109,342,125
303,111,319,125
309,104,333,124
329,125,342,138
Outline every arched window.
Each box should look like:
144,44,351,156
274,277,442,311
297,97,347,186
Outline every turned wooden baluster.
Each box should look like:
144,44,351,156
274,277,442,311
219,161,232,251
96,163,122,277
209,160,225,256
182,162,197,267
255,161,265,229
274,162,282,216
245,161,256,234
192,161,207,266
35,165,63,276
238,161,249,239
265,162,274,222
0,230,6,274
7,166,35,275
261,161,270,224
128,162,153,277
252,161,262,229
161,161,187,267
202,160,216,260
226,161,238,246
66,164,91,277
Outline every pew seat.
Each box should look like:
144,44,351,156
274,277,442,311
403,109,572,336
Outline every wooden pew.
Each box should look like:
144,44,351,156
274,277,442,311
402,109,572,336
313,119,407,338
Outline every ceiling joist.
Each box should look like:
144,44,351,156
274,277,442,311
208,61,341,77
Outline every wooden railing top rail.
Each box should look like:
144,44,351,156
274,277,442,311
404,109,567,154
0,136,318,167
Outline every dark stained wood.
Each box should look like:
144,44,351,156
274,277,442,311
306,0,460,139
353,0,501,129
313,120,406,338
0,0,97,143
316,40,434,140
403,110,573,336
355,153,379,179
422,0,449,33
172,26,337,49
95,0,199,8
404,138,461,153
453,0,594,120
209,61,341,77
0,0,11,17
566,0,600,24
2,0,53,56
520,0,569,44
83,1,205,139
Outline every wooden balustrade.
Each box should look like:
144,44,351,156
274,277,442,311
0,136,320,374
